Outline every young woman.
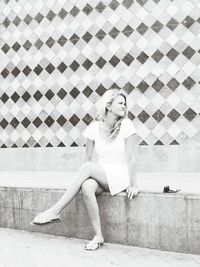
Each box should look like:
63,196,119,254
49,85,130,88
32,89,139,250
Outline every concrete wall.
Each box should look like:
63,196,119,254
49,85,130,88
0,140,200,172
0,187,200,254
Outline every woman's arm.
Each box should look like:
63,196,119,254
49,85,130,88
125,134,139,199
85,138,95,162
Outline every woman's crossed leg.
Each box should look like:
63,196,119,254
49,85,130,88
32,162,109,231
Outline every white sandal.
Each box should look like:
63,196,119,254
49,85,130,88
30,212,61,225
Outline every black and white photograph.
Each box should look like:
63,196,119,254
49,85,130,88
0,0,200,266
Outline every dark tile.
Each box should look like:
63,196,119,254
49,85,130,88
167,18,179,31
122,25,134,37
167,78,180,91
167,109,181,122
33,65,43,75
58,8,68,19
153,110,165,122
95,29,106,41
70,6,80,17
183,108,197,121
182,46,195,59
12,42,21,52
136,0,148,6
166,48,179,61
24,15,32,25
70,34,79,45
136,23,148,35
109,27,120,39
137,81,149,93
44,116,55,127
22,91,31,101
33,117,42,127
33,90,43,101
3,18,10,28
128,111,135,120
57,62,67,73
23,40,32,50
95,2,106,13
123,82,135,94
11,67,20,77
1,68,10,78
152,50,164,62
11,92,20,103
122,0,134,8
1,43,10,54
45,89,54,100
170,140,179,145
152,79,164,92
21,117,31,128
137,52,149,64
0,119,9,129
109,55,120,67
58,142,65,147
182,77,195,90
71,142,78,147
22,66,32,76
45,37,55,48
10,118,20,128
137,110,150,123
13,16,21,26
70,61,79,72
83,86,93,97
151,20,163,33
122,53,134,66
57,88,67,99
46,11,56,21
70,87,80,98
82,59,93,70
182,16,195,28
35,13,44,23
57,115,67,127
109,0,119,10
57,35,67,46
82,31,93,43
45,63,55,74
96,84,106,96
69,114,80,126
154,140,164,145
35,39,44,49
96,57,107,68
82,4,93,15
140,140,148,145
83,114,93,125
0,93,9,103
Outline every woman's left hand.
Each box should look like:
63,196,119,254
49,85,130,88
126,186,138,199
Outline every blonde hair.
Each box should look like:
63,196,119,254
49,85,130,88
97,89,127,139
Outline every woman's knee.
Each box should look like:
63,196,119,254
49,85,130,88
81,179,97,198
78,162,93,178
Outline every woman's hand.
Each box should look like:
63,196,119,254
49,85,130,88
126,186,138,199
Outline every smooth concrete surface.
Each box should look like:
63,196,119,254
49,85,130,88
0,140,200,172
0,171,200,254
1,228,200,267
0,171,200,194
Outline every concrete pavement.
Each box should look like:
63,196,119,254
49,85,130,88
0,228,200,267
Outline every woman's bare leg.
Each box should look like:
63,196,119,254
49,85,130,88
81,179,105,242
33,162,109,223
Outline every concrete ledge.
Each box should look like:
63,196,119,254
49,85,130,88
0,172,200,254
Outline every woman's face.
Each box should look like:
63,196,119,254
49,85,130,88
110,95,126,118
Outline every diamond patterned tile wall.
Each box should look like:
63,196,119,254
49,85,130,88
0,0,200,147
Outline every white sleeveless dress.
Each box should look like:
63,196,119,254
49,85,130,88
83,118,136,196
